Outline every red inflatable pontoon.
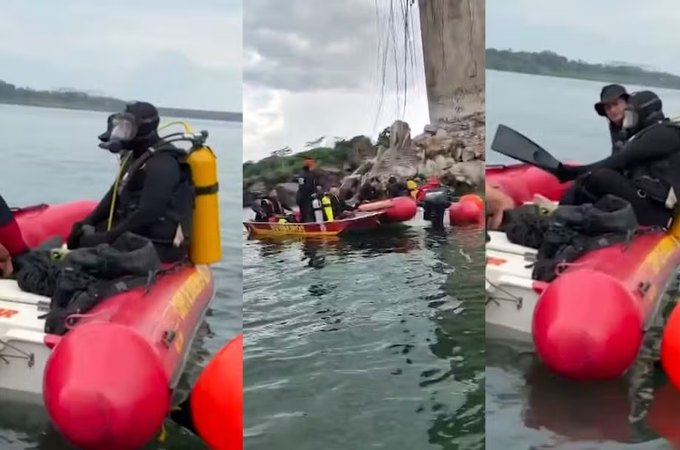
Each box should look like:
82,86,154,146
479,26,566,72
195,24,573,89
486,163,680,380
1,201,216,450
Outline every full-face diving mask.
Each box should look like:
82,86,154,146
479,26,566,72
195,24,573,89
98,112,138,153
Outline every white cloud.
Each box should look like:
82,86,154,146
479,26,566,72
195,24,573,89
244,85,429,161
244,0,429,159
0,0,242,110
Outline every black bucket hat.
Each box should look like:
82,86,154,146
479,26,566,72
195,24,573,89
594,84,629,116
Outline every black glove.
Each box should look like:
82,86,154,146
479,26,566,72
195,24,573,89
66,221,86,249
78,232,110,248
556,163,582,183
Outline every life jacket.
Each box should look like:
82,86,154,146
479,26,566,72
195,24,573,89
114,145,195,251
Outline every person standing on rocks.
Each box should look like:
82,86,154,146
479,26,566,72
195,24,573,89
295,159,321,223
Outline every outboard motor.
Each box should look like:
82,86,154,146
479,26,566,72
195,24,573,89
422,187,455,229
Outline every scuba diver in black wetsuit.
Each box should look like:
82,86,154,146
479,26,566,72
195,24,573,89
326,186,354,219
422,184,455,229
386,176,409,198
67,102,195,262
595,84,630,155
295,160,320,223
261,189,293,221
357,178,382,204
557,90,680,227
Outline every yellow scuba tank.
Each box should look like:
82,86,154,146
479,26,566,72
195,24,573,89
187,145,222,264
321,195,334,222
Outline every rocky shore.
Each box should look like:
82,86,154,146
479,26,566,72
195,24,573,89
243,112,485,207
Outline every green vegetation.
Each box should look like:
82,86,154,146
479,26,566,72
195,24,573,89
0,79,242,122
486,49,680,89
243,134,379,187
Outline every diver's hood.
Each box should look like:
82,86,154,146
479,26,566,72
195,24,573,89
622,90,665,136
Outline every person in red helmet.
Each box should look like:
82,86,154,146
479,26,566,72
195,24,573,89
295,159,321,222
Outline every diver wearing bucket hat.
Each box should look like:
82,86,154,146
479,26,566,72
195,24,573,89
68,102,195,262
595,84,630,154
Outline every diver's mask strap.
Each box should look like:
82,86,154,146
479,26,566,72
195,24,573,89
623,108,638,131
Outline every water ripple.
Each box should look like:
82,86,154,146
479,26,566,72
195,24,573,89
244,224,485,450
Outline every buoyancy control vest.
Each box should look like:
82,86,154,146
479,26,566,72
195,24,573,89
115,145,195,255
627,121,680,211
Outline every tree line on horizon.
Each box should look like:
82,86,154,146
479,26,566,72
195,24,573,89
486,49,680,90
0,79,242,122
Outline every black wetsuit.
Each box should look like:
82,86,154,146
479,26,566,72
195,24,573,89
295,168,319,223
560,122,680,227
329,194,352,218
261,197,287,219
609,122,626,155
74,146,194,262
252,199,267,222
358,183,379,203
387,181,409,198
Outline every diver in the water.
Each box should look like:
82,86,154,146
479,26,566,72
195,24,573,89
67,102,195,262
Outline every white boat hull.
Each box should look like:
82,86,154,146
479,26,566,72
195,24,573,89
0,279,51,402
485,230,540,342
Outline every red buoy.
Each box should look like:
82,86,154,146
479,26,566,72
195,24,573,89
191,335,243,450
646,382,680,443
459,193,484,211
44,323,169,450
662,304,680,392
533,270,642,380
382,196,417,222
448,201,482,225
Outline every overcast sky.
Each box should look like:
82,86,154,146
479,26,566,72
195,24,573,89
243,0,429,161
487,0,680,75
0,0,241,111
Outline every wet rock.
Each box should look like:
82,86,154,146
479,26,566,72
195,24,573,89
245,112,485,204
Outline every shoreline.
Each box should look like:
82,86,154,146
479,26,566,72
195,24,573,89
0,99,243,123
487,68,680,91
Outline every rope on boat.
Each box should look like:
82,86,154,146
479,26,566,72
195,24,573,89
485,278,523,310
0,339,34,367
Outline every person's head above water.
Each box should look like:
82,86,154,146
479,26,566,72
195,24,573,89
99,101,160,154
595,84,629,126
329,186,340,196
388,176,397,184
622,90,665,136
